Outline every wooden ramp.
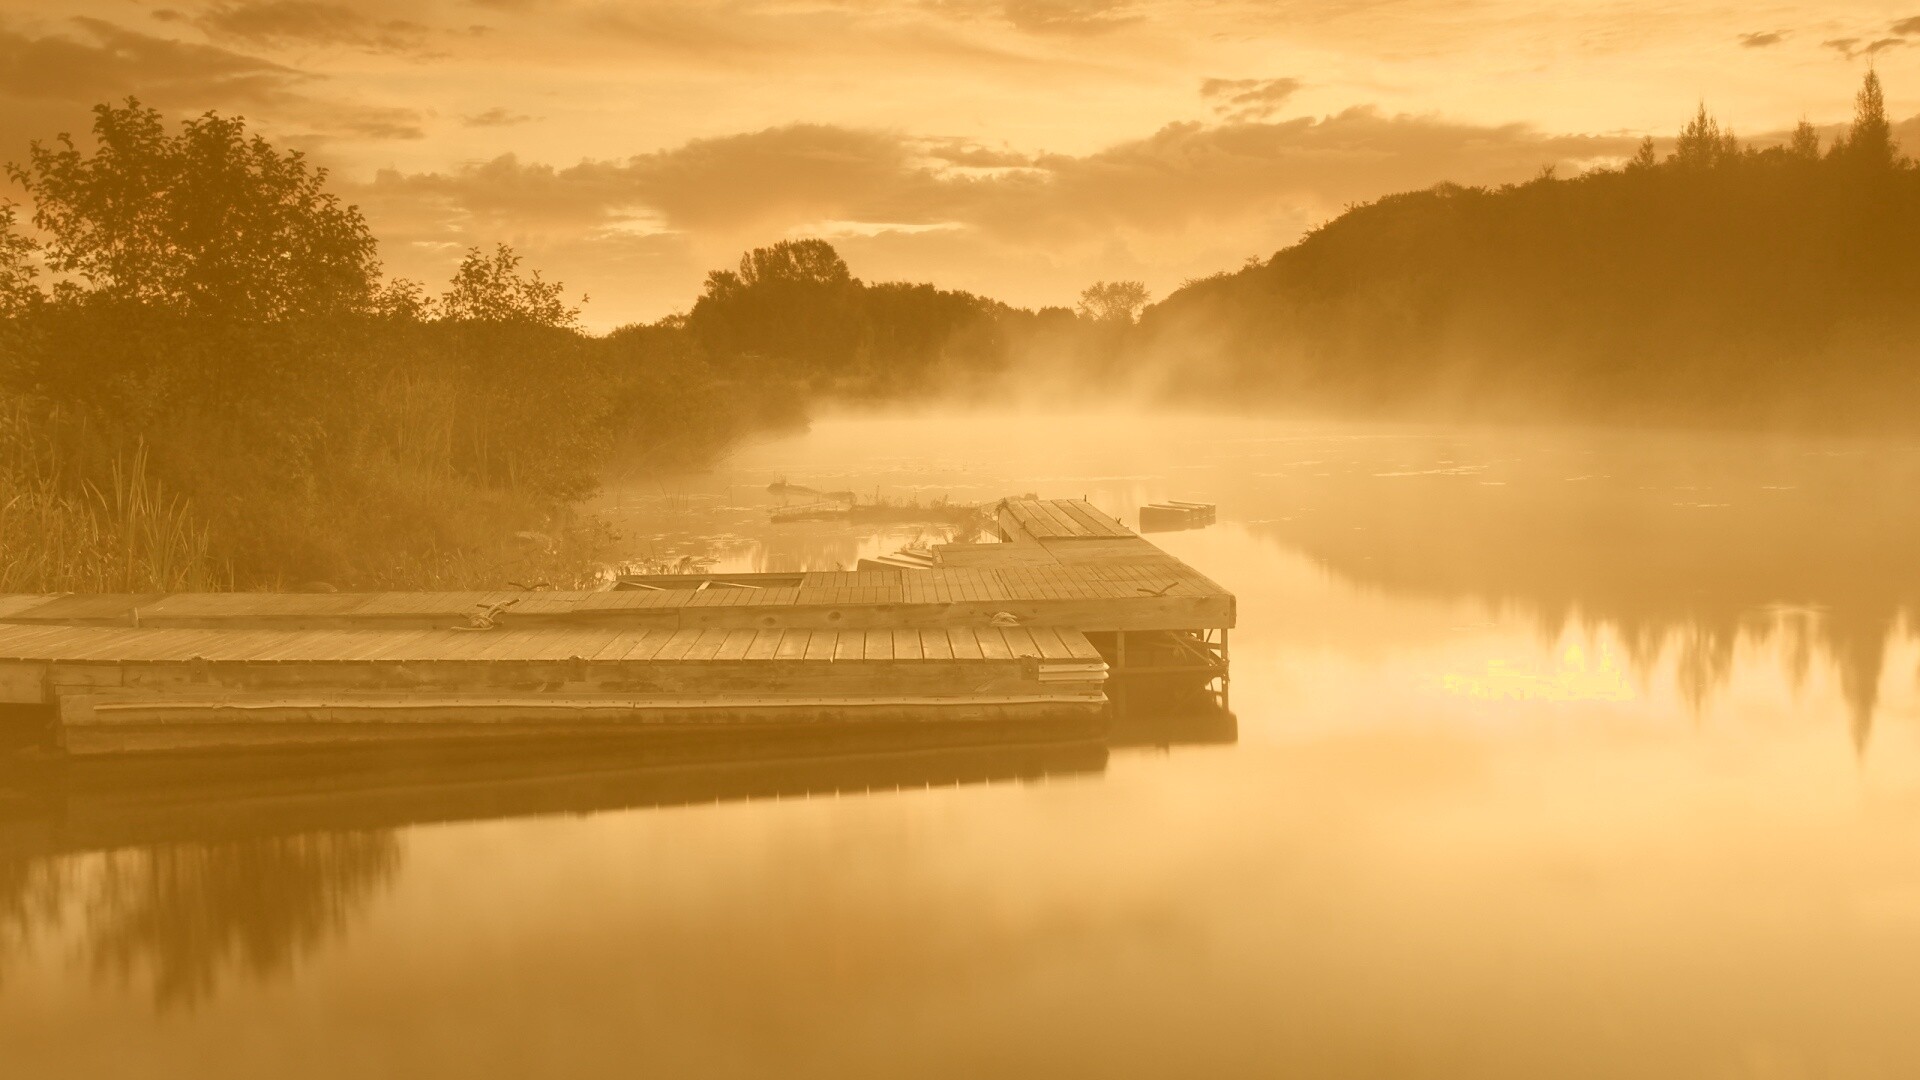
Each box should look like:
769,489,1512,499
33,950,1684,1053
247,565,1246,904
0,499,1230,758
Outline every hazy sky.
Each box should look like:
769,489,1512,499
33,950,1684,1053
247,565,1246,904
3,1,1917,327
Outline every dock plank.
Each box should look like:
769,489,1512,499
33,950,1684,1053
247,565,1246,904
1031,626,1073,660
1035,500,1088,537
920,629,953,660
774,629,810,661
714,629,756,661
684,628,732,661
0,595,58,620
891,628,922,661
976,628,1013,660
743,629,783,661
948,628,984,660
1062,630,1105,661
804,630,838,662
653,628,704,662
0,624,108,657
833,632,864,661
6,593,160,624
1002,627,1041,658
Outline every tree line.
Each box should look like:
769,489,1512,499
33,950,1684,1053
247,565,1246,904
1132,72,1920,428
0,101,1141,589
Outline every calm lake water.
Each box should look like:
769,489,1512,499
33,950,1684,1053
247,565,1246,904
6,410,1920,1078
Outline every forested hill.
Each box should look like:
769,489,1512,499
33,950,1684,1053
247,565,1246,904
1132,74,1920,429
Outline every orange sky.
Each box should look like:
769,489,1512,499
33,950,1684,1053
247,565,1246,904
3,1,1917,328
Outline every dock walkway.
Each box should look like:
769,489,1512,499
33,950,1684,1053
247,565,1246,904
0,499,1231,757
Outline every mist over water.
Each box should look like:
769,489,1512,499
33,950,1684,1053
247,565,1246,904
6,409,1920,1078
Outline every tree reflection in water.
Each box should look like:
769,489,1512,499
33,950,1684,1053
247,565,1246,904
1,831,400,1009
0,724,1174,1010
1220,429,1920,752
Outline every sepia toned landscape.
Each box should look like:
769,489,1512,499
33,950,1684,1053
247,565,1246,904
5,2,1920,1076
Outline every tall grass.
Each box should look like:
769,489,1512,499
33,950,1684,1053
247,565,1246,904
0,402,228,593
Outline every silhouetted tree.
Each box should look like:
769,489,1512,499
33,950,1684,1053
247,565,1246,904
1077,280,1150,323
731,238,853,291
371,276,432,322
440,244,580,327
1831,70,1897,169
5,100,378,321
689,239,865,384
1627,137,1658,170
1672,103,1740,168
1789,120,1822,160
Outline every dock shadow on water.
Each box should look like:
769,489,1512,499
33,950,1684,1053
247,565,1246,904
0,694,1230,1009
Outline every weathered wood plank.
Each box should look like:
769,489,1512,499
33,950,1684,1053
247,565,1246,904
892,628,923,661
976,628,1013,660
1061,629,1104,661
0,625,111,657
1031,626,1072,660
833,631,864,661
947,627,983,660
684,628,732,661
653,628,705,661
804,630,838,662
774,629,810,661
920,628,953,660
1035,500,1088,537
714,629,756,661
1002,627,1042,658
743,629,783,660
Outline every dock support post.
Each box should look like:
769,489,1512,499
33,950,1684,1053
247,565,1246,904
1218,628,1230,709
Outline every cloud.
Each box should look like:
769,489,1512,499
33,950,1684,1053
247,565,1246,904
924,141,1035,168
1000,1,1140,35
1822,37,1904,60
1200,77,1303,122
570,1,1076,76
0,16,302,106
1737,31,1784,48
919,0,1143,37
195,1,435,54
1894,17,1920,36
327,103,427,139
462,106,534,127
0,18,426,162
374,109,1644,240
347,109,1644,325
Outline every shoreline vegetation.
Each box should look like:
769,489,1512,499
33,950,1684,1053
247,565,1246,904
1,74,1913,592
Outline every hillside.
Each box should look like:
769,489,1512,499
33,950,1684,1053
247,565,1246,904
1134,74,1920,429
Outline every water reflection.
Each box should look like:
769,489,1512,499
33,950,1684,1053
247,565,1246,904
0,700,1229,1009
0,827,399,1009
1228,430,1920,748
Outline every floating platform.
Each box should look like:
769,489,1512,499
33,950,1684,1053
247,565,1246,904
1138,500,1217,533
0,499,1232,759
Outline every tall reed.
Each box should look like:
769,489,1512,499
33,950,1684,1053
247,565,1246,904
0,402,228,593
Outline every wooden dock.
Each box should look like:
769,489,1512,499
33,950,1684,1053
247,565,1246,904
0,499,1232,758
